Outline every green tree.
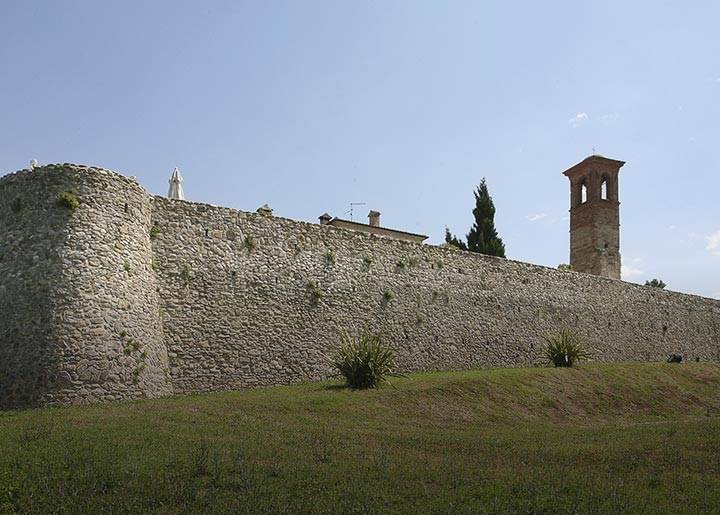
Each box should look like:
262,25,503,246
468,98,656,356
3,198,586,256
466,179,506,257
645,278,666,289
444,227,467,250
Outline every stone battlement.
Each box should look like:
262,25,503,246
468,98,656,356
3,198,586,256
1,164,719,409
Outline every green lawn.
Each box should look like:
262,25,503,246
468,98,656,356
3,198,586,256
2,363,720,514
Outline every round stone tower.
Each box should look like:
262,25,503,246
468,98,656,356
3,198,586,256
563,155,626,280
0,164,172,408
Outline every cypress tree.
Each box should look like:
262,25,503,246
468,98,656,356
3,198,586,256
444,227,467,251
465,178,506,257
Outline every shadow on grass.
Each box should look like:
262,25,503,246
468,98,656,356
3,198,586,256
323,384,348,391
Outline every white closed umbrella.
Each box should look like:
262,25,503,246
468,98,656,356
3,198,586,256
168,167,185,200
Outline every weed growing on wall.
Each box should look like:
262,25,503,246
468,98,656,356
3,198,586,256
57,191,80,211
331,331,400,389
149,224,161,239
244,235,257,252
117,331,148,383
122,339,141,356
396,259,407,270
123,260,131,273
307,280,325,306
382,289,395,302
407,257,420,268
325,249,336,265
132,363,146,384
362,255,374,268
180,264,191,284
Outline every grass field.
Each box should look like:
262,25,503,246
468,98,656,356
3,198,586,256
2,363,720,514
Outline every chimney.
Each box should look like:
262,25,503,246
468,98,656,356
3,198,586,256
318,213,332,225
368,210,381,227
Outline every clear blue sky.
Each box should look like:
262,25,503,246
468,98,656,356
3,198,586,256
2,1,719,298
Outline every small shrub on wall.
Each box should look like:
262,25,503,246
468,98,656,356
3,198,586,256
244,235,257,252
325,249,336,265
57,191,80,211
331,331,399,389
544,328,590,367
180,264,191,284
307,280,324,306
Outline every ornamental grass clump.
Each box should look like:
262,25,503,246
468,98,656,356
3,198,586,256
332,331,399,389
544,328,590,367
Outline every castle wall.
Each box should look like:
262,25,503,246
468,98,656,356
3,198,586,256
0,166,172,409
2,164,719,408
1,169,72,408
151,197,720,394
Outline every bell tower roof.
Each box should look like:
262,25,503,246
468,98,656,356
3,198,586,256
563,155,625,179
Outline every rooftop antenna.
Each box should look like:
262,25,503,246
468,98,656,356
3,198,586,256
345,202,366,221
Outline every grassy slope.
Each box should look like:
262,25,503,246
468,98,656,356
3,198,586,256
2,363,720,514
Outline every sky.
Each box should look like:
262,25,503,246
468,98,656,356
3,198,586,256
1,1,718,298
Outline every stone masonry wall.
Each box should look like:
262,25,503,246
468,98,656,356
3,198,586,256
1,164,719,408
1,168,71,408
151,198,720,394
0,166,172,409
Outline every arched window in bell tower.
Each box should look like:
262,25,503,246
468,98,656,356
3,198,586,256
580,182,588,204
601,177,608,200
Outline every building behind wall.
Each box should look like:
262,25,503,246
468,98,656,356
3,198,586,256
318,210,427,244
564,155,625,280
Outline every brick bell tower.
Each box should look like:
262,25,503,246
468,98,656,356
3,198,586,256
563,155,626,279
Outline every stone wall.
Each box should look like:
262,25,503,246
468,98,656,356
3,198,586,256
2,164,719,408
0,165,172,409
0,168,70,408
